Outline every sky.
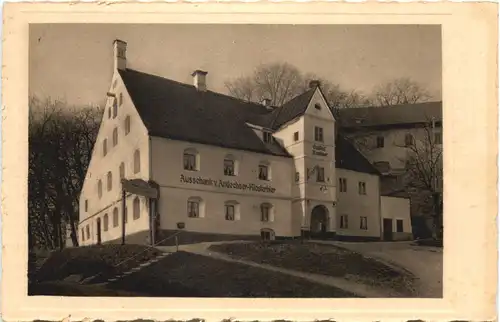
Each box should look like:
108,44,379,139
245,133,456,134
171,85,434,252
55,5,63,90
29,24,442,107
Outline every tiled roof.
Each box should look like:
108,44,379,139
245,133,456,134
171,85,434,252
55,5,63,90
337,101,442,128
119,68,292,158
335,135,380,175
119,68,380,175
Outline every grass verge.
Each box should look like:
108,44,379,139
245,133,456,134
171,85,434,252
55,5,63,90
209,241,416,296
109,251,361,297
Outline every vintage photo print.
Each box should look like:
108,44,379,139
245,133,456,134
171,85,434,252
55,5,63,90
2,2,497,321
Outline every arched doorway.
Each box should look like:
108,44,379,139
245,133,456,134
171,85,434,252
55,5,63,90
310,205,329,237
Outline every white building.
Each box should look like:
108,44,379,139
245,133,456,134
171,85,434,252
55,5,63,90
77,39,412,247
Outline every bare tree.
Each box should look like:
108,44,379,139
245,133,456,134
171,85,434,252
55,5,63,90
29,97,102,250
399,119,443,239
372,77,431,106
225,62,367,109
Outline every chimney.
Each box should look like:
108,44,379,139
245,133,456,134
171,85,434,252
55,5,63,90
309,80,321,89
192,70,208,91
261,98,272,109
113,39,127,71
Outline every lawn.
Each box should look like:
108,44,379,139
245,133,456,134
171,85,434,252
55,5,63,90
109,251,361,298
32,244,162,285
209,241,417,296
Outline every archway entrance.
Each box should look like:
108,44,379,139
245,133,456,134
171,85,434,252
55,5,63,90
310,205,329,237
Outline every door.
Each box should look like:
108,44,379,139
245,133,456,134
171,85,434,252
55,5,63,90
96,218,102,245
383,218,393,241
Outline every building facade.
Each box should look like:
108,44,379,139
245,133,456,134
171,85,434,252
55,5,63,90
77,40,412,246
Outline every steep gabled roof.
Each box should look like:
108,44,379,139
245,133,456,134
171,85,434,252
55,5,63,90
335,135,380,175
267,89,316,130
337,101,442,129
118,68,292,158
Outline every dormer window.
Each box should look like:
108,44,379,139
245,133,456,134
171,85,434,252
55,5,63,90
263,131,273,143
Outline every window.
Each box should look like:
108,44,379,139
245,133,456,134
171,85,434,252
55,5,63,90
112,128,118,147
340,215,348,229
261,203,272,222
258,164,269,180
84,199,88,212
134,149,140,174
405,133,414,147
360,216,368,230
103,139,108,156
112,98,118,118
183,150,197,171
339,177,347,192
119,93,123,106
124,206,128,224
124,116,131,135
107,171,113,191
86,225,90,239
316,167,325,182
187,199,200,218
434,132,442,144
295,172,300,182
396,219,404,232
98,180,103,198
119,162,125,180
81,228,85,241
314,103,321,110
293,132,299,142
223,156,235,176
225,204,235,221
263,131,273,143
133,197,140,220
314,126,324,142
376,136,385,148
113,207,119,227
358,181,367,195
103,214,109,231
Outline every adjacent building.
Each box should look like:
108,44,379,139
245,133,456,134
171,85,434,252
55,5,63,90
77,40,413,246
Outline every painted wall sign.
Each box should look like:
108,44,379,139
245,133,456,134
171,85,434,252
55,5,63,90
312,144,328,156
180,174,276,193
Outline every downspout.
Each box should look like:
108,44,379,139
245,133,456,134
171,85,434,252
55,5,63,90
378,176,383,240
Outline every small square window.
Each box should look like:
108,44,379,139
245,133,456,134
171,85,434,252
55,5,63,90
396,219,404,232
405,133,414,147
263,131,273,143
184,153,197,171
314,127,324,142
358,182,367,195
434,132,442,144
225,205,235,221
314,103,321,110
316,167,325,182
187,201,200,218
124,116,131,135
340,215,348,229
224,159,235,176
293,132,299,142
339,178,347,192
376,136,384,148
360,216,368,230
258,165,269,180
261,204,271,222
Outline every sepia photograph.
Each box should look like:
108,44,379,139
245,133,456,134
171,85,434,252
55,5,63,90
27,23,444,299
